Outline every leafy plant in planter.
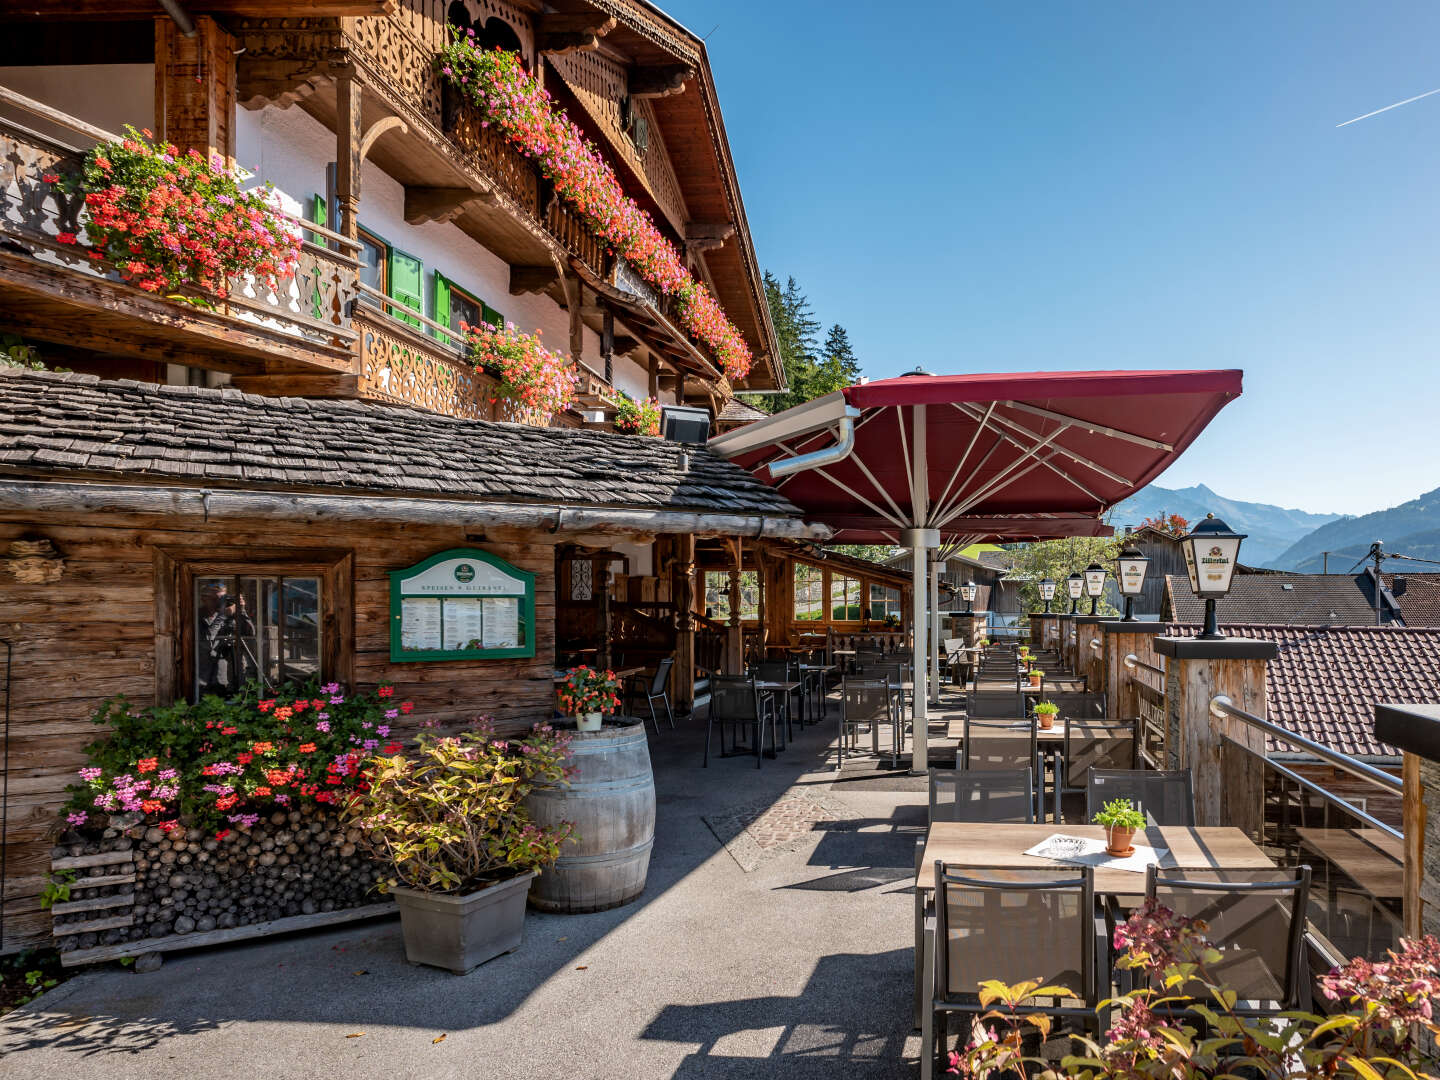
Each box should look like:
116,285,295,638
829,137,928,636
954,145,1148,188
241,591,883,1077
613,394,662,436
1033,701,1059,730
1092,796,1145,856
344,724,576,973
464,319,577,419
51,126,299,302
555,666,622,732
436,30,753,381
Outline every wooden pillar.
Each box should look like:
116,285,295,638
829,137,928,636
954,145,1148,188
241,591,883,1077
596,557,612,671
335,66,362,241
726,539,742,674
1154,637,1275,833
1101,622,1167,720
672,533,696,711
1372,704,1440,940
754,544,767,657
1072,616,1105,693
154,15,236,164
647,355,659,400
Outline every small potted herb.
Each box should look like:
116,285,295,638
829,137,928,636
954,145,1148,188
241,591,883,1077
1033,701,1059,731
1093,797,1146,856
346,724,575,974
556,666,622,732
1027,667,1043,688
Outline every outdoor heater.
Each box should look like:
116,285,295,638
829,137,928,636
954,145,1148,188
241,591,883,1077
960,580,977,614
1038,577,1057,614
1114,543,1150,621
1180,513,1246,639
1083,562,1107,615
1066,572,1084,614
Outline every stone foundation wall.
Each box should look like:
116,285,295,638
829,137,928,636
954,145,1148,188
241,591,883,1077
52,806,381,955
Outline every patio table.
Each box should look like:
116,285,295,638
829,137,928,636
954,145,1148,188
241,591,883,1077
797,662,838,723
753,679,802,748
912,822,1274,1027
1296,826,1404,900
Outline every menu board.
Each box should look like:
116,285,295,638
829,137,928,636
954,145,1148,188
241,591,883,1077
389,548,535,662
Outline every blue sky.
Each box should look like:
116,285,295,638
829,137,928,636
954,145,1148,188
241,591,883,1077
662,1,1440,516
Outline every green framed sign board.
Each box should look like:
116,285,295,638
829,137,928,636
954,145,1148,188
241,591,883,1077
389,548,536,662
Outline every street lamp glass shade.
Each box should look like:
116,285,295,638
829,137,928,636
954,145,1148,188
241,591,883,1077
1083,563,1107,598
1115,545,1150,597
1066,573,1085,600
960,581,978,602
1039,578,1057,601
1181,513,1246,598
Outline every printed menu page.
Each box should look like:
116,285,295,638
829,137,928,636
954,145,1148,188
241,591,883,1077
400,597,442,652
482,597,520,649
443,597,486,651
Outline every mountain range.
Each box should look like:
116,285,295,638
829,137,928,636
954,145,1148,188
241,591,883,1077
1107,483,1341,568
1268,485,1440,572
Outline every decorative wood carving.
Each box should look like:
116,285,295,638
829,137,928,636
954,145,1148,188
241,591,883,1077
536,13,616,56
403,185,490,225
627,64,693,99
359,114,409,160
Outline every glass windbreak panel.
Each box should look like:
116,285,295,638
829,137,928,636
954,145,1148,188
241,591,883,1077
794,565,823,621
830,574,861,621
356,231,386,309
192,574,321,700
704,571,730,621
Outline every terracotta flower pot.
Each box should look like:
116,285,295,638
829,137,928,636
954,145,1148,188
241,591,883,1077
1105,826,1137,857
1038,713,1055,731
1029,673,1043,686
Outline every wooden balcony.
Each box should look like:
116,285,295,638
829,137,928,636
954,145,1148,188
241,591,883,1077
0,104,361,379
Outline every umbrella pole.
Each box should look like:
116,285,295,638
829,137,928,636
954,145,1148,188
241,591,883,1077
903,528,937,774
929,555,941,705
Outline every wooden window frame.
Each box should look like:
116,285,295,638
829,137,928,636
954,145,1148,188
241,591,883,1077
154,546,354,704
788,558,907,632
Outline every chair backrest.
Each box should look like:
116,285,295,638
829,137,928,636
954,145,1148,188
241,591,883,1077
1064,717,1138,789
842,677,890,723
935,864,1095,1005
930,768,1035,824
1086,768,1195,826
648,656,675,696
710,675,759,721
752,660,791,684
942,638,965,659
967,690,1024,718
1142,866,1312,1010
963,716,1038,772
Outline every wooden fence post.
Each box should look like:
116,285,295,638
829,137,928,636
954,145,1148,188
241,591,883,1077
1100,622,1167,720
1372,704,1440,940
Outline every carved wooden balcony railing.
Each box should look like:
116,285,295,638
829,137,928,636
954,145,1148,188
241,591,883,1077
0,104,360,373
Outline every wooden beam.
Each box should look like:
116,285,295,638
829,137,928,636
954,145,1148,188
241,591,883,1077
509,264,557,295
685,223,736,244
335,65,362,240
2,2,395,15
358,115,407,161
628,65,693,99
613,334,639,356
154,14,236,165
404,186,489,226
535,13,616,55
229,374,360,398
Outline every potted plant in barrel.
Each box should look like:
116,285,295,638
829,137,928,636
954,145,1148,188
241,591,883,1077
556,666,622,732
1033,700,1059,731
1093,797,1146,857
346,724,575,974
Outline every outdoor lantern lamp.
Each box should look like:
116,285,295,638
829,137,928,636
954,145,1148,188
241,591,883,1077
1114,543,1150,621
1181,513,1247,640
1066,572,1084,614
1083,562,1107,616
1039,577,1056,614
960,580,977,614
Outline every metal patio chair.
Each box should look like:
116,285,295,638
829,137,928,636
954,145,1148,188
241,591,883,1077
1086,768,1195,826
839,676,899,769
626,656,675,736
705,674,777,769
1061,717,1139,799
961,715,1047,820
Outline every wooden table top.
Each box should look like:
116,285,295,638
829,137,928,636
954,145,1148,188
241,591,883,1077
915,823,1272,894
946,717,1067,741
1295,827,1405,899
753,680,802,692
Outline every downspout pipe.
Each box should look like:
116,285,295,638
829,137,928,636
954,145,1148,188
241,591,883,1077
160,0,197,36
765,408,860,480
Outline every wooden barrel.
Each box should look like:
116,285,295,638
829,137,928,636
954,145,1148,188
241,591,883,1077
525,719,655,914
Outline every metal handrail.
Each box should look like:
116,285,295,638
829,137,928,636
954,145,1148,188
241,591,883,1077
1209,694,1402,794
1088,638,1102,652
1123,652,1166,679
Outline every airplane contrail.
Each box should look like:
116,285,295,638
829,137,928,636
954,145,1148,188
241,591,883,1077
1336,86,1440,127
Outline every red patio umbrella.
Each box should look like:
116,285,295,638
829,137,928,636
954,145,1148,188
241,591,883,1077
709,368,1242,771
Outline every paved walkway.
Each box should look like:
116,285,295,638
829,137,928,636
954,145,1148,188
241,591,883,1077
0,701,946,1079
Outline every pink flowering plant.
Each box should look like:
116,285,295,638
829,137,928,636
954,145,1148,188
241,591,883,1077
942,899,1440,1080
50,126,300,302
65,681,412,836
437,31,754,381
342,721,576,894
465,319,577,417
613,393,662,436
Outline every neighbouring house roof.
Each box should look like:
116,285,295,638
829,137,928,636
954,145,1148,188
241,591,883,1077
715,398,770,429
1382,571,1440,627
1164,572,1391,626
1163,623,1440,760
0,370,819,529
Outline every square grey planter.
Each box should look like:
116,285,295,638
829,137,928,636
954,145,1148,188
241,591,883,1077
390,871,536,974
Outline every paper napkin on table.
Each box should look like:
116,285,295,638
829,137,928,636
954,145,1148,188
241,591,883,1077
1023,833,1170,874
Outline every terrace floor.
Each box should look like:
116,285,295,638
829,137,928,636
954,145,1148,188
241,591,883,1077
0,691,977,1079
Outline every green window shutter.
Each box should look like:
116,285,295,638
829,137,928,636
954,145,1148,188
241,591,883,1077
307,194,328,249
481,302,503,329
388,248,423,330
432,270,452,345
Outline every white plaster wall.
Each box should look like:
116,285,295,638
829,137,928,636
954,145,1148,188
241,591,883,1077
0,65,153,145
235,104,671,405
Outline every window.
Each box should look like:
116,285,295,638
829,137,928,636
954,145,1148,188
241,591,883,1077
193,574,321,699
356,228,387,306
569,559,593,601
704,571,759,621
433,272,503,346
794,564,823,621
830,574,862,621
870,583,902,621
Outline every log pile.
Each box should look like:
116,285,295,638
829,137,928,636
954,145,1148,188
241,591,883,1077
52,806,380,954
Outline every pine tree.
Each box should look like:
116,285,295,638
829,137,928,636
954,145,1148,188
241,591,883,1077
814,324,861,397
746,274,855,413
